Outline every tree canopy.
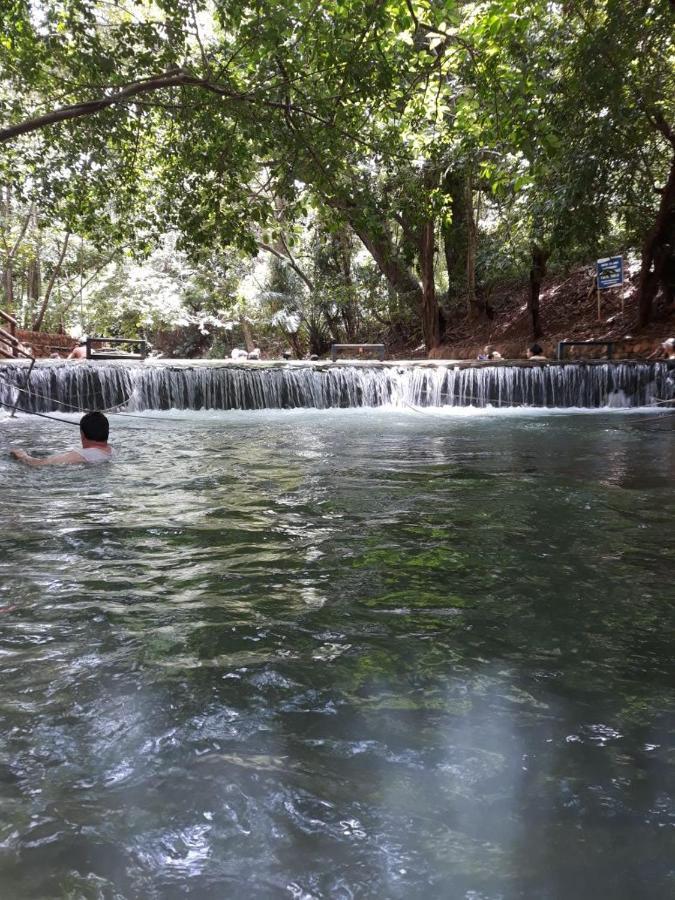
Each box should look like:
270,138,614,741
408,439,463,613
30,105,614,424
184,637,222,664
1,0,673,349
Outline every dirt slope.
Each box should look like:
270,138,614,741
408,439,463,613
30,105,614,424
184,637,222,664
431,260,675,360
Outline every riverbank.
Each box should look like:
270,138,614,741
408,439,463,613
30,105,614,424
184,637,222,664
431,262,675,360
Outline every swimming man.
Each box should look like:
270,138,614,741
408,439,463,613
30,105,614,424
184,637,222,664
10,411,113,466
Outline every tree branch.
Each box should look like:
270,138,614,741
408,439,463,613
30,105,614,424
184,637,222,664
32,231,70,331
8,205,34,260
0,70,336,144
653,111,675,149
257,241,315,291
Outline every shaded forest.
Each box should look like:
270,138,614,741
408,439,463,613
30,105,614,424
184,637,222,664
1,0,673,356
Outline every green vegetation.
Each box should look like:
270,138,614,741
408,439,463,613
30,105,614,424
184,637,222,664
1,0,673,352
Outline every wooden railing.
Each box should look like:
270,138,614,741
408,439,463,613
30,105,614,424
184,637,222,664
0,309,18,357
0,310,37,417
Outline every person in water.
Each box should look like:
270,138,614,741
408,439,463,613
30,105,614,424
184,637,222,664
526,343,547,360
67,340,87,360
647,337,675,360
477,344,503,361
10,411,113,467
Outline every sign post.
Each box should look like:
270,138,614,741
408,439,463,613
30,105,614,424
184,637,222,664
596,256,624,321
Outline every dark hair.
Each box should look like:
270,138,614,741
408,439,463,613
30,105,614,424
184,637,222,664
80,411,109,442
530,344,543,356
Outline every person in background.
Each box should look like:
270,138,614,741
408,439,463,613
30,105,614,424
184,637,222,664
648,337,675,360
526,343,547,360
478,344,503,361
67,340,87,360
10,411,113,467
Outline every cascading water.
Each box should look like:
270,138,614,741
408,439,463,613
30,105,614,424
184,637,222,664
0,361,673,412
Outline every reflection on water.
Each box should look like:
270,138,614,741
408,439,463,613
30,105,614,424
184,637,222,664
0,409,674,899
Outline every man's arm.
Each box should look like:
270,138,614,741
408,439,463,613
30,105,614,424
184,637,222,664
10,449,84,466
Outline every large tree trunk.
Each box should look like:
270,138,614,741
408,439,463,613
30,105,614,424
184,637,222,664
350,220,422,302
350,209,443,351
442,171,483,318
529,244,549,340
465,176,478,317
337,227,358,341
419,220,440,350
637,152,675,326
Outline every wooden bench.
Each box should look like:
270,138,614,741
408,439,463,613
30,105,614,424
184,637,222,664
557,340,615,360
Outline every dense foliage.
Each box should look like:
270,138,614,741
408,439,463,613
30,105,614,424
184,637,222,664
1,0,673,351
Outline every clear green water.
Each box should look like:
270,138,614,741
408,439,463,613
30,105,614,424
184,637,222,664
1,409,674,899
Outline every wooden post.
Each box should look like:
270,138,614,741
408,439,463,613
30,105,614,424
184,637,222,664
597,279,601,321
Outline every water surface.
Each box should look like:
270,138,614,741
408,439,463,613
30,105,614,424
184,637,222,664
1,408,674,898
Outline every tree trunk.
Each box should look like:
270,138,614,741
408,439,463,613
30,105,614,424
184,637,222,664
26,259,41,302
32,231,70,331
419,220,440,351
348,220,422,303
26,207,41,304
442,170,483,318
637,152,675,326
240,315,255,352
529,245,548,340
2,264,13,313
288,330,304,359
338,227,358,341
323,193,424,325
465,176,478,317
1,197,32,317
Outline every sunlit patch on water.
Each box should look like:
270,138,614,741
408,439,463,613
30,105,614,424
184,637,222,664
0,409,674,897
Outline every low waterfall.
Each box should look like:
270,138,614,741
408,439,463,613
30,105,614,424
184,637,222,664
0,361,673,412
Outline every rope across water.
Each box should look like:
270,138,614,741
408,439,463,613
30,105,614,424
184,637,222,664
0,374,207,424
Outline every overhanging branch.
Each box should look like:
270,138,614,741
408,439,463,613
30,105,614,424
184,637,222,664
0,70,334,144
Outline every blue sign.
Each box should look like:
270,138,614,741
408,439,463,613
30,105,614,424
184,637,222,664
597,256,623,289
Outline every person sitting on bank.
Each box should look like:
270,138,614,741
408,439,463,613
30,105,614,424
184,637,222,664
10,411,113,467
526,343,547,360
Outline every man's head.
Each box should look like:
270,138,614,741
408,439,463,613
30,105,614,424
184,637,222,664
80,411,109,443
662,338,675,353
